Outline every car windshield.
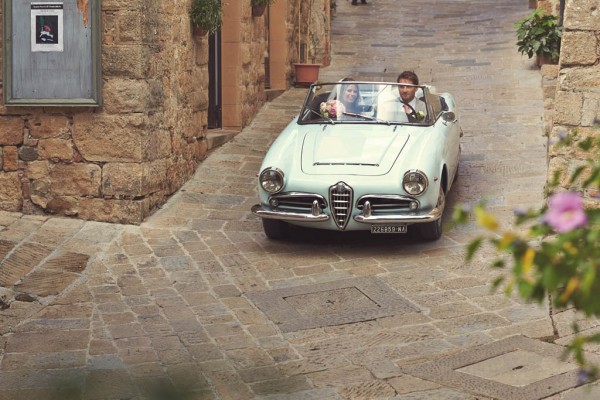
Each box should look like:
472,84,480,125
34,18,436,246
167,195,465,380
298,82,432,125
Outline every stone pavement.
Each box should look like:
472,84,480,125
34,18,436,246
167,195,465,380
1,0,599,399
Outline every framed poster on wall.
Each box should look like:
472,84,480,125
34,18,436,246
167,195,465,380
2,0,102,106
31,3,64,52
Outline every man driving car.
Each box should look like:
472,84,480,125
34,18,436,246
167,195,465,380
377,71,427,123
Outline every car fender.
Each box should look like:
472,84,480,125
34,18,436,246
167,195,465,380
259,117,301,175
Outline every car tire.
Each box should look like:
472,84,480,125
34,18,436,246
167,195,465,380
262,219,289,240
418,186,445,241
453,162,460,184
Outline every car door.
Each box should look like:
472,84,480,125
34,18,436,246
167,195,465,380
426,89,461,185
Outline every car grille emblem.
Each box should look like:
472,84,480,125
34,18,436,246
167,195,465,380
329,182,353,230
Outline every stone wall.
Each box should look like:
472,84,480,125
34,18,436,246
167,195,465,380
238,8,268,127
0,0,327,223
535,0,561,16
0,0,276,223
294,0,331,66
309,0,332,67
222,2,268,128
547,0,600,205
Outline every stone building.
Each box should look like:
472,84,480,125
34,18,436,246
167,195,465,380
544,0,600,205
0,0,331,223
535,0,561,16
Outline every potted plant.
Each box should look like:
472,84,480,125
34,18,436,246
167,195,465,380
190,0,222,37
515,9,562,66
293,0,321,87
251,0,273,17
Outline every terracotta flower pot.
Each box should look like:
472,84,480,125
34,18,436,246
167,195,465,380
536,54,554,67
252,4,267,17
293,63,321,87
193,26,208,37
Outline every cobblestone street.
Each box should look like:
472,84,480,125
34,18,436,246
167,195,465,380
2,0,595,399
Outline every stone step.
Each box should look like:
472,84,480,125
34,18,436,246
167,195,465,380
266,89,285,102
206,91,283,151
206,129,238,151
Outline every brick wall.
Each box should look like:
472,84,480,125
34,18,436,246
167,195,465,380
547,0,600,205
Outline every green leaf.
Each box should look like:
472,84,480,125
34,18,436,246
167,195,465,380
582,166,600,188
451,205,470,224
570,165,586,185
492,276,504,289
517,279,534,299
466,238,483,262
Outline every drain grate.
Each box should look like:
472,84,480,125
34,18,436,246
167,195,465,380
400,335,600,400
246,277,419,333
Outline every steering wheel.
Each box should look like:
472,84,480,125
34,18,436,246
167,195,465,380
401,102,417,117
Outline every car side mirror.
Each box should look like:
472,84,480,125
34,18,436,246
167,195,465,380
442,111,456,122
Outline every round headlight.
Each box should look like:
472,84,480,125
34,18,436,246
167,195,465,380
403,170,428,195
259,168,285,194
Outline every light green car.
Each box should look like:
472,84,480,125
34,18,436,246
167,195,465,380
251,81,462,241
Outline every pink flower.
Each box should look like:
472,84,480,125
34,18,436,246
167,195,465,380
544,192,588,233
319,100,345,118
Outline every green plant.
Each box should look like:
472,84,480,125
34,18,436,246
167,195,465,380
515,9,562,63
452,127,600,377
190,0,222,34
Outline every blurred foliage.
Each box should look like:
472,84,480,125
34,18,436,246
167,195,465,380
452,128,600,377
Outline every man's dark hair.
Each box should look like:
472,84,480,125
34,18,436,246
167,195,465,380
397,71,419,85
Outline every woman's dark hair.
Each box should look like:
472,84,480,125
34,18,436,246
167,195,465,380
397,70,419,85
339,78,360,112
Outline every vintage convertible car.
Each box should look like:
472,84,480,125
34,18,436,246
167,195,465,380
251,81,462,240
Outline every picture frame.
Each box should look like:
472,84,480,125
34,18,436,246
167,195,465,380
2,0,102,106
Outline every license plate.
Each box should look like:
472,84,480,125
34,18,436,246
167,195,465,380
371,225,407,234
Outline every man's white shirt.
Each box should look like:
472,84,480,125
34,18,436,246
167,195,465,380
378,96,427,122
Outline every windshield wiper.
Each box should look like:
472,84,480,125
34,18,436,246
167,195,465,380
342,111,373,120
342,112,391,125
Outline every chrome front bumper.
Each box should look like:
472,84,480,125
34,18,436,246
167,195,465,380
251,204,330,222
353,207,442,224
251,204,442,224
354,199,442,224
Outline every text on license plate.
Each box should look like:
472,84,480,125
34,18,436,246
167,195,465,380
371,225,407,234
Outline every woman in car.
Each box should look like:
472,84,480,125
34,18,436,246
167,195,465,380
317,78,362,120
338,78,361,114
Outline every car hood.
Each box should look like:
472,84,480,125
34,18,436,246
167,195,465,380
301,124,410,176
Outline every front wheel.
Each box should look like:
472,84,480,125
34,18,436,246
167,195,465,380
262,219,289,240
452,163,459,184
418,186,445,241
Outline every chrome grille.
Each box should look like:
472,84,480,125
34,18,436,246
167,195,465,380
356,195,417,211
329,182,353,230
269,192,326,211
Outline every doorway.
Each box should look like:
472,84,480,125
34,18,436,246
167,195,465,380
264,7,271,89
208,30,222,129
